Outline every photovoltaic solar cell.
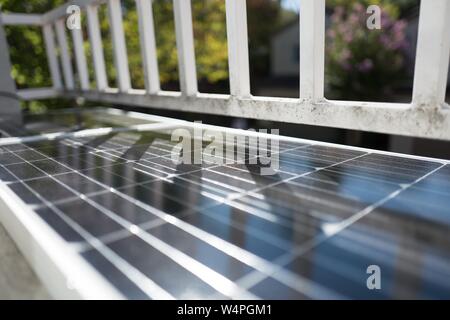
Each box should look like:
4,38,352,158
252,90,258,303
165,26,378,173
0,108,449,299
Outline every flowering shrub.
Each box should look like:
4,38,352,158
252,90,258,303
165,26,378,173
326,3,409,100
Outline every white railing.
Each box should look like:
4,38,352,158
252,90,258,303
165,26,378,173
1,0,450,140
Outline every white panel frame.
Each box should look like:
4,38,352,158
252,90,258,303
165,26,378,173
0,182,124,299
173,0,197,96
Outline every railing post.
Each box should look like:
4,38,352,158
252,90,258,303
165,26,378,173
225,0,251,98
412,0,450,108
43,24,63,90
173,0,197,96
71,26,90,90
87,5,108,91
55,19,75,90
136,0,160,95
0,13,20,115
108,0,131,92
299,0,325,102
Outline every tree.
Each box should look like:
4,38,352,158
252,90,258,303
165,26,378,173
2,0,66,89
1,0,284,109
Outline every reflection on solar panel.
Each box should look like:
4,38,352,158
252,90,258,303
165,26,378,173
0,108,449,299
0,108,157,137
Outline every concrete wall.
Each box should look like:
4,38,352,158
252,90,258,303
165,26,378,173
0,223,50,299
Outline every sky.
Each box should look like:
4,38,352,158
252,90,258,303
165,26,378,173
281,0,300,13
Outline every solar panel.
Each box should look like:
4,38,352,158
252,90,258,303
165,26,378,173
0,107,449,299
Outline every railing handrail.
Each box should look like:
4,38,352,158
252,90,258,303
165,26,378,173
1,0,450,140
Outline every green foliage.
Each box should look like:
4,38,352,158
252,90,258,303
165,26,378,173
1,0,299,109
2,0,71,111
146,0,179,86
99,0,229,88
2,0,65,89
328,0,396,15
192,0,228,83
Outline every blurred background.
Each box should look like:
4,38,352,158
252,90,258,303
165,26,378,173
1,0,450,158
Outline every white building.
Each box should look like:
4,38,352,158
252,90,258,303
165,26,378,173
271,19,300,78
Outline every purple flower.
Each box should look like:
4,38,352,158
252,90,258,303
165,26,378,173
335,6,344,16
327,29,336,39
348,13,359,24
357,58,374,73
338,24,347,34
340,48,352,61
393,20,407,33
343,31,353,43
353,2,365,13
335,48,352,67
342,62,352,71
380,12,392,29
380,34,391,47
331,7,343,24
